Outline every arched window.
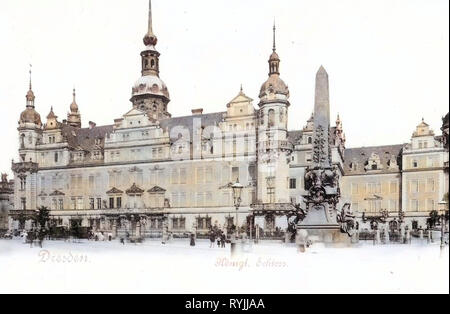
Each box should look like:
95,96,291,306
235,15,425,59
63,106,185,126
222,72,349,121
268,109,275,128
307,137,312,144
151,59,155,68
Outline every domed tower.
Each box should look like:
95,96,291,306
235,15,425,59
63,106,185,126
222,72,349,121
130,0,171,121
18,68,42,163
256,23,292,206
14,69,41,213
67,88,81,128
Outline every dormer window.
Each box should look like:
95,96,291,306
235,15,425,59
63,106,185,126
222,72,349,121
365,153,383,171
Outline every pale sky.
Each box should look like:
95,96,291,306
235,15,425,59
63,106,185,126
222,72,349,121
0,0,448,176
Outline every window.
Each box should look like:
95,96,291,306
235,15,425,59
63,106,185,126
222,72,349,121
232,167,239,182
171,169,179,184
58,199,64,210
390,181,398,193
89,176,95,189
89,198,95,210
196,168,204,184
20,177,26,190
289,178,297,189
412,160,418,168
205,167,213,183
180,168,187,184
427,178,435,192
196,192,204,207
97,198,102,210
389,200,397,211
367,183,381,194
116,197,122,209
351,183,358,195
54,152,59,163
71,198,76,210
172,217,186,230
109,198,114,209
427,199,435,211
305,153,312,163
411,199,419,211
368,200,381,212
76,198,83,210
196,217,206,229
21,198,26,210
307,137,312,144
410,180,419,193
51,199,57,210
267,187,275,203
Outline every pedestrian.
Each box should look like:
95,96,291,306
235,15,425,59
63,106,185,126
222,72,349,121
190,233,196,247
120,237,125,245
209,232,216,248
221,233,226,248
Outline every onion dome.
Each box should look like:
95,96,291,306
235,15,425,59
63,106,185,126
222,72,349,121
19,70,42,127
259,23,290,102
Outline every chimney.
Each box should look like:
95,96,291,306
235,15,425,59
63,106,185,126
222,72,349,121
89,121,96,129
191,108,203,115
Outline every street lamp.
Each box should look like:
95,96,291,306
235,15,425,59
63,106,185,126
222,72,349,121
438,200,448,250
232,179,243,238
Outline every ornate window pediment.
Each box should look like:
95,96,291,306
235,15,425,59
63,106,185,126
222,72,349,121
147,186,166,194
365,153,383,171
387,155,399,170
126,183,144,195
106,187,124,195
49,190,65,196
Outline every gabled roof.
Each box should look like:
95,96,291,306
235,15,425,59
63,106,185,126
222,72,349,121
227,90,254,105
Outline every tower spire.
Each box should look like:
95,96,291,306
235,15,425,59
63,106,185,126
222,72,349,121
28,64,32,90
143,0,158,47
148,0,153,35
273,20,276,52
268,23,280,76
26,64,35,106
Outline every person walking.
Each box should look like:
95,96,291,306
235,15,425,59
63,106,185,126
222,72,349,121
209,232,216,248
220,232,226,248
190,233,196,247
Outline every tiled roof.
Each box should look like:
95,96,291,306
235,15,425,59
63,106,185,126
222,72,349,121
343,144,404,175
160,112,225,141
61,124,114,152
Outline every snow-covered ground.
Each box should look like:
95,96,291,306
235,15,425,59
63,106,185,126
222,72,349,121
0,238,448,294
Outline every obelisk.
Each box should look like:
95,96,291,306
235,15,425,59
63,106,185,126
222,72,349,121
313,66,331,168
297,66,351,249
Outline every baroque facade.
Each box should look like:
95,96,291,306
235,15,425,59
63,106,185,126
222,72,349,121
9,2,449,235
0,174,14,231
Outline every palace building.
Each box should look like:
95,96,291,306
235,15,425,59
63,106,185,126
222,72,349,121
9,2,449,236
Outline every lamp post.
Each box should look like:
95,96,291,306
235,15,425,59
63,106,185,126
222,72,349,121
231,179,243,239
438,201,448,250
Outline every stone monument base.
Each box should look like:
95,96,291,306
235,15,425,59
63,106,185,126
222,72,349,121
296,225,352,251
